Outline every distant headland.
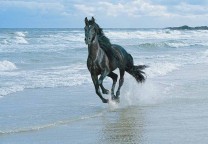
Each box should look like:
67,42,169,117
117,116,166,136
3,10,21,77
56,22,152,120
165,25,208,30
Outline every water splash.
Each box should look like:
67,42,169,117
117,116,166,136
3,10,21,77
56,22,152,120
108,98,119,110
119,73,173,106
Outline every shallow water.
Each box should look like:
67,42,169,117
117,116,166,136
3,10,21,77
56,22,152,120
0,28,208,143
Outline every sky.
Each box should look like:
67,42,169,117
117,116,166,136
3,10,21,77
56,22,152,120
0,0,207,28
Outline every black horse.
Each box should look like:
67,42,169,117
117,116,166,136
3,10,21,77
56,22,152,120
84,17,147,103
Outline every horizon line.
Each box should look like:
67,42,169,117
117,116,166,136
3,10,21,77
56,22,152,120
0,25,207,29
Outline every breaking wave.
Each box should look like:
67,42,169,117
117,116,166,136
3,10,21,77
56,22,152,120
15,31,26,37
0,60,17,71
105,29,208,40
104,29,208,49
138,41,203,48
15,31,28,44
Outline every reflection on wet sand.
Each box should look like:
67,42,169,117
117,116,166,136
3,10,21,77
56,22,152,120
99,106,145,144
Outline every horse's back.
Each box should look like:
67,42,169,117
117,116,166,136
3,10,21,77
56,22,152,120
112,44,128,54
111,44,131,69
112,44,130,59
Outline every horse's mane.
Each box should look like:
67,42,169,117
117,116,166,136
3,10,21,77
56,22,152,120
89,20,118,61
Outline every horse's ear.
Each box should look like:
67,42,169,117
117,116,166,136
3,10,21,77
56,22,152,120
85,17,89,26
91,17,95,24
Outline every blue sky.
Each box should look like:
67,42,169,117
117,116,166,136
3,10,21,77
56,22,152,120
0,0,207,28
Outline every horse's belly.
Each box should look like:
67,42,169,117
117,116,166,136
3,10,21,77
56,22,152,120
109,60,117,71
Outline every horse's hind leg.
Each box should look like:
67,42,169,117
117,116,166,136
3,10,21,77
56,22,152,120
91,74,108,103
116,69,125,98
108,72,118,99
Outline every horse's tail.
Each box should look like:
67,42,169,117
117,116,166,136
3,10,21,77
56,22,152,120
125,54,147,83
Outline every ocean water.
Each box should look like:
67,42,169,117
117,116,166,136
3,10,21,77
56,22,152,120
0,28,208,143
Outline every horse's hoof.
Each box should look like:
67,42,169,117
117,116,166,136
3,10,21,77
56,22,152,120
113,98,120,103
102,99,109,103
111,95,116,100
111,96,120,103
116,91,120,97
102,89,109,94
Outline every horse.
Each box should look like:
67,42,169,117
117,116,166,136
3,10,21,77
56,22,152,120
84,17,147,103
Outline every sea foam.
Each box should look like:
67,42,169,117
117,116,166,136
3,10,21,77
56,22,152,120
15,32,26,37
0,85,24,97
120,73,174,106
145,62,180,78
0,60,17,71
0,63,91,97
15,31,28,44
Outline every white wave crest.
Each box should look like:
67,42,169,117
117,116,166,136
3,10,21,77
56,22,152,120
105,30,208,46
15,32,26,37
166,42,191,48
0,60,17,71
0,85,24,97
15,36,28,44
15,31,28,44
105,30,186,40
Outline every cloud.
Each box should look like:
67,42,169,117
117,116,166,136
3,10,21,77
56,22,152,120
74,0,171,17
129,0,170,17
174,2,208,16
0,0,207,28
74,4,95,16
97,2,126,17
73,0,208,18
0,1,65,14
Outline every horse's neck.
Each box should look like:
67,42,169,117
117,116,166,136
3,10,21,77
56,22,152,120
88,37,101,60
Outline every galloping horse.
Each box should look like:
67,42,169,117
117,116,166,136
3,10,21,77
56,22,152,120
84,17,147,103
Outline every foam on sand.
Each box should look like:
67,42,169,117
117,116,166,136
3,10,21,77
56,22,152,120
0,112,103,135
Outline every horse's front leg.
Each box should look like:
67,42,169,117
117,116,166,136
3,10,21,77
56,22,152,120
91,74,108,103
100,83,109,94
98,69,109,94
98,69,109,86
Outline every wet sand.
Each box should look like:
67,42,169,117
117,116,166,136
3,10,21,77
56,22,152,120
1,65,208,144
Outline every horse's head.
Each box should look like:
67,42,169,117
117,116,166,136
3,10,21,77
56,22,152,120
84,17,99,45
